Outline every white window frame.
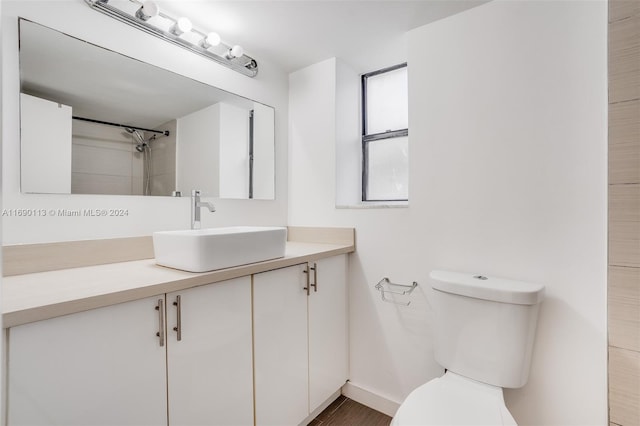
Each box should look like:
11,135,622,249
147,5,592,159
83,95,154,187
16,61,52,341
361,62,408,202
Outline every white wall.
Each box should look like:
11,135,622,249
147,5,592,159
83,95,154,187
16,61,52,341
335,60,361,207
176,103,221,197
2,1,289,244
289,1,608,424
219,103,249,199
20,94,72,194
252,103,275,200
177,102,251,199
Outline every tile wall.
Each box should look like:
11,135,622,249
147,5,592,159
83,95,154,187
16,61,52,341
71,120,144,195
608,1,640,425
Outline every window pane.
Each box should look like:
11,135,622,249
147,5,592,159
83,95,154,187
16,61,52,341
366,136,408,200
366,67,408,135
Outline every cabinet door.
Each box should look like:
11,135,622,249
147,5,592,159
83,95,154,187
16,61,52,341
166,277,253,426
308,255,348,412
253,264,309,426
8,296,167,426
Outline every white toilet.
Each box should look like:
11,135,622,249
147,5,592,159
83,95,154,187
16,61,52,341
392,270,545,426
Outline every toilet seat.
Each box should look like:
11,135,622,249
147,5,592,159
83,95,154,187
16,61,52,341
391,372,517,426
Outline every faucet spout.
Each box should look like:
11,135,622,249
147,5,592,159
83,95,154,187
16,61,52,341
199,201,216,212
191,190,216,230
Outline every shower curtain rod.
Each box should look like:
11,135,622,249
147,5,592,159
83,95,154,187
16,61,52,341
72,116,170,136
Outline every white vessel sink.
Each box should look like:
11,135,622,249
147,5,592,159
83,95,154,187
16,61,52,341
153,226,287,272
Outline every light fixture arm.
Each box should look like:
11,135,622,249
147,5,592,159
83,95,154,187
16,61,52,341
84,0,258,77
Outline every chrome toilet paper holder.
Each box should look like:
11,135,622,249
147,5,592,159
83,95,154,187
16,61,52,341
375,277,418,306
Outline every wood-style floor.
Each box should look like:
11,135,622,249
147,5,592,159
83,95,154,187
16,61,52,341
310,395,392,426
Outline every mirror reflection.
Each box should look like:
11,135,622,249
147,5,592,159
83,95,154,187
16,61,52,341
18,19,275,200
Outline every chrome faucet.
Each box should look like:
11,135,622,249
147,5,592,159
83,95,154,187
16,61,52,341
191,190,216,230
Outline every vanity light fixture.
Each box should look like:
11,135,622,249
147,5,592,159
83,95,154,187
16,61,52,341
169,17,192,36
201,32,221,49
85,0,258,77
134,1,159,21
226,45,245,60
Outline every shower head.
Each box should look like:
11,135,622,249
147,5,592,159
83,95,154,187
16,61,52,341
135,144,145,153
124,127,145,145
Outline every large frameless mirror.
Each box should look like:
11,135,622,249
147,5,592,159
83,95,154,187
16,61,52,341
18,19,275,200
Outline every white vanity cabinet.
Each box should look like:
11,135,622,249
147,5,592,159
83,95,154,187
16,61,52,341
6,251,349,426
7,296,168,426
253,255,348,426
308,255,349,411
7,276,253,426
253,263,310,425
166,277,254,425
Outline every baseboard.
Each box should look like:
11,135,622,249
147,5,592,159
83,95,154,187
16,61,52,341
341,381,401,418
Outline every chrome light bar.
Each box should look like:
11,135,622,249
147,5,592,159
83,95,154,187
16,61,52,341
85,0,258,78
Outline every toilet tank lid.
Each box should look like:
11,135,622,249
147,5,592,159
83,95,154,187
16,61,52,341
430,270,545,305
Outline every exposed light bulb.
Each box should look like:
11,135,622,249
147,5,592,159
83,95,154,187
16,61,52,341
170,17,192,36
201,32,221,49
135,1,160,21
226,45,244,59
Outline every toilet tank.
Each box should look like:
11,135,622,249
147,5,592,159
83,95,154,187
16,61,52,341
430,270,544,389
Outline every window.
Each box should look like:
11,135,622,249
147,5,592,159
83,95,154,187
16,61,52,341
361,63,408,202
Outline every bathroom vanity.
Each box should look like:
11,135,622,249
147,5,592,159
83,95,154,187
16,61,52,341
3,227,354,426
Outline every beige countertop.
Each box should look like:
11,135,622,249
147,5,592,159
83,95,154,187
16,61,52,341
3,241,354,328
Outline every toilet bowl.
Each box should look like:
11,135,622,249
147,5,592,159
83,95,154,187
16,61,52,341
391,372,516,426
392,270,544,426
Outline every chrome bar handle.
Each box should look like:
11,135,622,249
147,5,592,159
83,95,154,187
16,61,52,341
173,295,182,341
303,264,311,296
155,298,165,347
310,263,317,292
